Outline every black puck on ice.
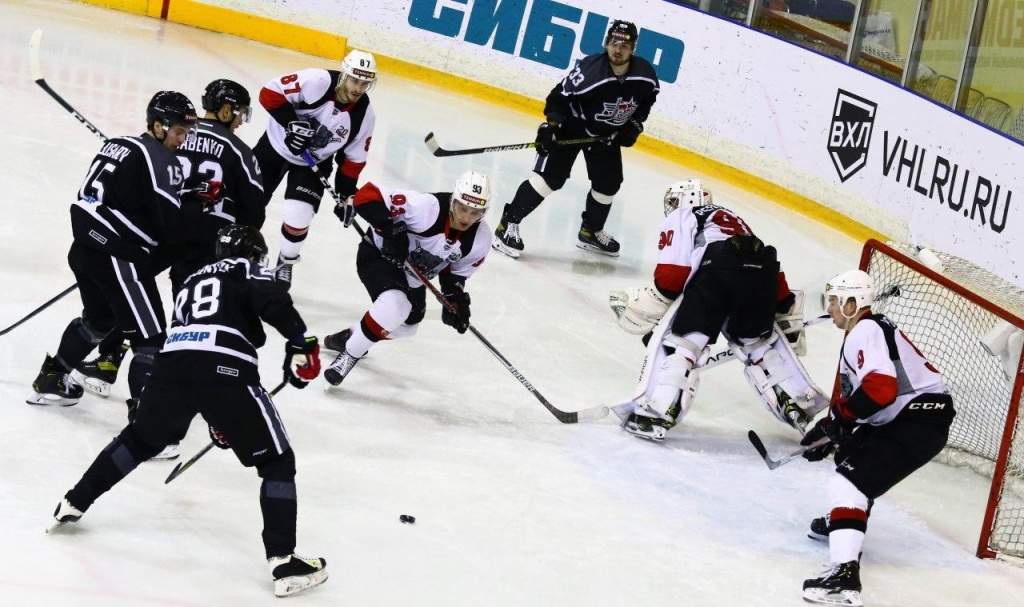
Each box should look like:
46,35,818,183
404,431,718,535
400,514,416,524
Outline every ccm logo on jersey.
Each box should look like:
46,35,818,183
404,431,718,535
166,331,211,343
908,402,948,410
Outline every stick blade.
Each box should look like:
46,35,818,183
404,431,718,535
747,430,769,458
29,29,44,82
164,462,184,484
573,405,610,423
423,132,441,154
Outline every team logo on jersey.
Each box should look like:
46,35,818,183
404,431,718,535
827,90,877,182
596,97,638,126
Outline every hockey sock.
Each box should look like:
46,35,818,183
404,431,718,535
65,425,162,510
55,320,103,369
126,349,156,399
581,190,612,231
503,180,546,223
278,225,307,261
97,330,127,358
257,450,298,558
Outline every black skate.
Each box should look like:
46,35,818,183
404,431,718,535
808,515,829,541
777,390,810,433
46,497,84,534
576,224,620,257
322,328,352,354
72,342,129,398
492,219,524,259
268,554,328,597
274,254,299,290
324,350,361,386
803,561,862,606
27,355,84,406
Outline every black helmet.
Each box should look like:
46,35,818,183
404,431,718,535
605,20,639,47
146,91,198,131
201,79,252,122
215,224,268,262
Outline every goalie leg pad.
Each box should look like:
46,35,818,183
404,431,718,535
776,289,807,356
738,327,829,428
645,333,704,417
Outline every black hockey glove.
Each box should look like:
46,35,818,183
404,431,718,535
616,119,643,147
535,122,559,155
208,425,231,450
180,180,224,212
801,404,855,461
333,195,356,228
284,120,315,155
378,221,410,267
283,336,321,389
442,288,472,334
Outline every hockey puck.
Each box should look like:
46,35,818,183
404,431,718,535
399,514,416,524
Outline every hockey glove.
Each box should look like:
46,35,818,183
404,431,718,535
180,180,224,212
535,122,559,155
284,120,315,155
208,425,230,450
333,195,356,228
442,288,472,334
378,221,410,267
801,403,855,461
283,336,321,389
616,119,643,148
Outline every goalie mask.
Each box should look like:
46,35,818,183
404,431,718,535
663,179,713,216
823,269,874,314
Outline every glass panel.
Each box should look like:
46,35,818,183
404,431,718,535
851,0,913,84
971,2,1024,140
666,0,754,24
753,1,861,63
913,0,974,107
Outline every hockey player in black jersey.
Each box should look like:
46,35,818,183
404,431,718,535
493,19,660,259
255,49,378,289
49,224,327,598
73,80,266,412
27,91,217,410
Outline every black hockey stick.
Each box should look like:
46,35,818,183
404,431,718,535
423,132,611,157
29,30,107,140
301,152,608,424
164,381,288,484
747,430,829,470
0,283,79,337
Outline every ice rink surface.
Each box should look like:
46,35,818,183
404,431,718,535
2,1,1024,605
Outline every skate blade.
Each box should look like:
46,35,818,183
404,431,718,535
274,569,328,597
149,445,180,461
575,242,620,257
802,587,862,606
46,518,78,534
70,371,112,398
490,239,522,259
26,392,79,407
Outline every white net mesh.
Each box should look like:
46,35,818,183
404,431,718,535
864,241,1024,559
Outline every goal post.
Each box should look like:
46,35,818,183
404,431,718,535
856,239,1024,560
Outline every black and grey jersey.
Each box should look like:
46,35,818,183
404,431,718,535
70,134,189,263
178,119,265,227
545,53,660,138
154,257,306,384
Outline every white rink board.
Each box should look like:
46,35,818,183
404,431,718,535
203,0,1023,289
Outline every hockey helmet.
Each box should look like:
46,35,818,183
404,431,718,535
823,269,875,313
452,171,492,214
663,178,713,216
605,20,639,47
201,79,253,123
146,91,198,131
341,49,377,85
215,224,269,264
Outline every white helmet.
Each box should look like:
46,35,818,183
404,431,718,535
341,49,377,85
823,269,875,313
663,178,713,216
452,171,492,213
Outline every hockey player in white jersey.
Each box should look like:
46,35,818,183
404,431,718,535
611,178,826,441
254,49,377,289
795,270,955,606
321,171,493,386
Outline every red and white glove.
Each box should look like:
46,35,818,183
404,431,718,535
283,336,321,388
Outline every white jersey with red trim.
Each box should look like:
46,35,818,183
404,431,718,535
362,184,491,289
653,204,757,292
261,68,375,166
839,314,948,425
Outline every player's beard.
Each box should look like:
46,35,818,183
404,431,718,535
608,50,632,68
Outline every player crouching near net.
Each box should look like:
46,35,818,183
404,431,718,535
609,178,827,441
794,270,955,606
321,171,493,385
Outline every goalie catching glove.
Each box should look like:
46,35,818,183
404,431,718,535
611,283,674,335
283,336,321,388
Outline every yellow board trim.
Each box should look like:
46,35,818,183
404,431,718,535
76,0,880,242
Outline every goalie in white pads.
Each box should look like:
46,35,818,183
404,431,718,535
610,179,827,441
793,270,955,607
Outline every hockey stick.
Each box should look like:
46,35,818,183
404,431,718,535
300,152,608,424
747,429,829,470
164,381,288,484
29,30,107,140
423,132,611,157
0,283,79,338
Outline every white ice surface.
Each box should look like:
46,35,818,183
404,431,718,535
2,1,1024,605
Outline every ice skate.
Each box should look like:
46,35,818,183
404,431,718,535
274,254,299,290
492,219,524,259
324,350,361,386
322,329,352,354
808,514,829,541
576,223,620,257
777,390,810,434
27,355,84,406
71,343,129,398
46,498,84,534
268,553,328,597
150,443,180,461
803,561,862,606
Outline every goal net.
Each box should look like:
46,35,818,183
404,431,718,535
858,240,1024,560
